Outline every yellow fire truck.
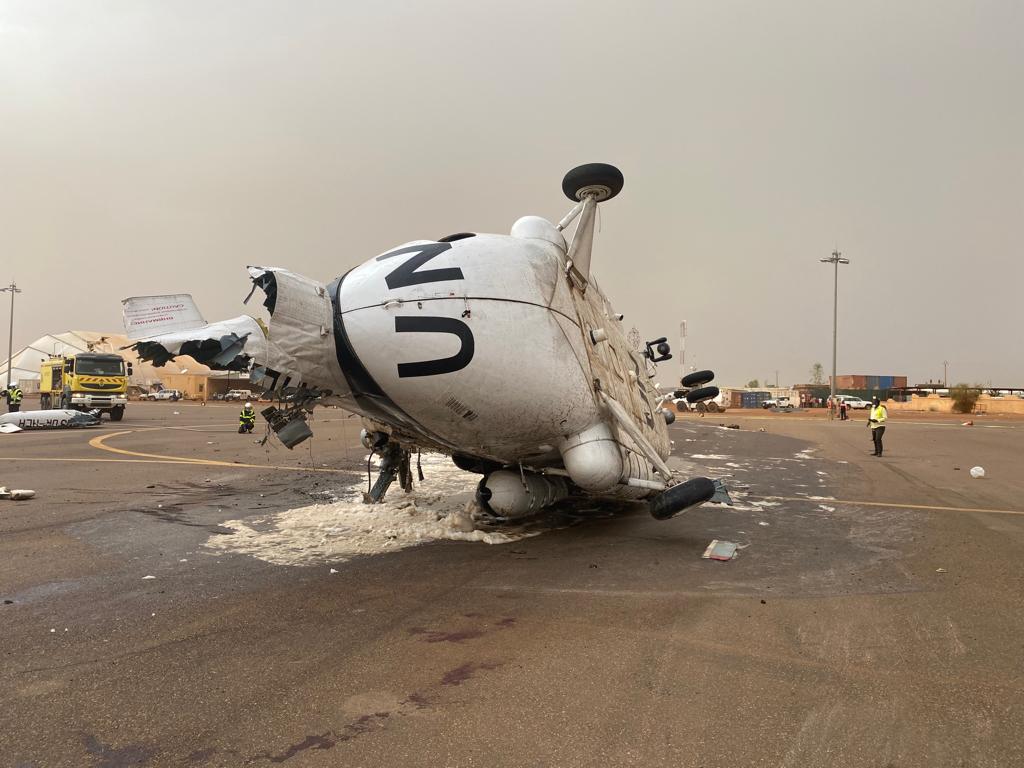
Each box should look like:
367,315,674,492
39,353,132,421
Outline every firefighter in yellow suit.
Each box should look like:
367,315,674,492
238,402,256,434
868,397,887,456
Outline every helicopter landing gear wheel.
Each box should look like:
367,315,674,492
562,163,624,202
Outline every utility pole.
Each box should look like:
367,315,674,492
943,360,949,387
1,281,22,390
820,249,849,415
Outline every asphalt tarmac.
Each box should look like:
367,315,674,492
2,401,1023,767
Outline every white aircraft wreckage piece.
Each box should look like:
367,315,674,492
124,163,722,522
0,409,101,431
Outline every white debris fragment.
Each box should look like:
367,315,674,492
758,521,770,526
50,628,55,633
818,505,836,512
936,568,947,573
329,568,338,574
970,466,985,479
142,575,156,580
205,454,536,566
0,487,35,500
690,454,732,460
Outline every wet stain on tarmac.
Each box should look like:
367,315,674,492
135,507,234,535
259,732,337,763
402,691,431,709
254,712,393,763
185,747,217,764
441,661,502,686
81,733,155,767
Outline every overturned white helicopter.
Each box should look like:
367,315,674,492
123,164,721,520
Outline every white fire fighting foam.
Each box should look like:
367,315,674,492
205,454,533,566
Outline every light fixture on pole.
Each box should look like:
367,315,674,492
1,281,22,390
820,250,849,415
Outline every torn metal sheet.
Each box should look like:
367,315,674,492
127,313,268,372
0,423,22,434
702,539,738,561
709,479,733,505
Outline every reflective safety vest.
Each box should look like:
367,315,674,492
870,404,887,428
239,408,256,424
8,388,22,404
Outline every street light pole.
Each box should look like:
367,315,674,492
943,360,949,387
820,250,849,416
1,281,22,390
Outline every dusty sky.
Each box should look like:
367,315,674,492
1,1,1021,387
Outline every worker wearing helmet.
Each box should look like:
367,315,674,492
238,402,256,434
868,396,888,456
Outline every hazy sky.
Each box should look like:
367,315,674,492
1,1,1021,387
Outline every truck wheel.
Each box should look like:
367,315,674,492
110,406,125,422
706,402,719,413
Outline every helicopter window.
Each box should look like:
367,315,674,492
437,233,475,243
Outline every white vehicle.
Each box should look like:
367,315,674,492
840,397,872,410
224,389,253,401
142,389,181,401
124,163,723,522
762,396,793,410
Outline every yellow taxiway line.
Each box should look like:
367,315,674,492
77,429,351,473
761,495,1024,516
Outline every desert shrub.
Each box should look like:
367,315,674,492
950,384,981,414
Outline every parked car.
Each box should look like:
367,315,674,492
762,396,794,410
224,389,254,401
840,397,872,410
152,389,182,401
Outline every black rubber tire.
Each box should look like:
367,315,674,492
110,406,124,422
685,385,719,404
706,402,719,413
681,369,715,388
562,163,624,202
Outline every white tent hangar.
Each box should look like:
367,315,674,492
0,330,210,390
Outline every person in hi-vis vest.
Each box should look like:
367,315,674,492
868,397,888,456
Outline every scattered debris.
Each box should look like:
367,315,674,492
0,487,35,500
142,575,156,580
702,539,739,561
936,568,947,573
758,521,770,526
329,568,338,574
954,467,961,471
962,420,973,426
970,466,985,479
0,423,22,434
726,424,740,429
758,427,766,432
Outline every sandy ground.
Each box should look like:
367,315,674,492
1,401,1023,767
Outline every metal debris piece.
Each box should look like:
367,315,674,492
709,479,734,506
702,539,738,561
936,568,947,573
0,487,35,500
